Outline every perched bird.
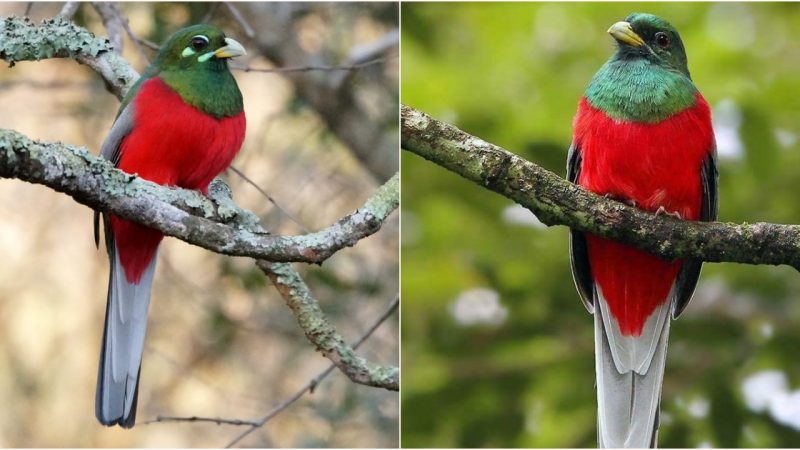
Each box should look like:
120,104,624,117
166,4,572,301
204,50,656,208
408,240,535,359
567,13,717,447
93,24,247,428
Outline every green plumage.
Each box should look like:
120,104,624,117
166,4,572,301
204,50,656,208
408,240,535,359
585,13,698,124
118,24,243,119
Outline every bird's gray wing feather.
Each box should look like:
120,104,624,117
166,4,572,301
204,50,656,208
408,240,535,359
93,103,135,248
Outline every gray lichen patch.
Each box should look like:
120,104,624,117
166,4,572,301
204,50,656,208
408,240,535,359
363,173,399,219
0,16,112,66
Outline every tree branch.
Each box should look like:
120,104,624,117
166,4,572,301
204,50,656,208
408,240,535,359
139,295,399,447
401,104,800,270
0,16,138,99
0,129,398,264
258,262,399,391
225,294,399,447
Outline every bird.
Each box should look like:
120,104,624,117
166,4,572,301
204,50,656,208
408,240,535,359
567,13,717,447
93,24,247,428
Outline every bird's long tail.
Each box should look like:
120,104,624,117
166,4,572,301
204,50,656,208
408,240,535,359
594,298,671,448
96,231,159,428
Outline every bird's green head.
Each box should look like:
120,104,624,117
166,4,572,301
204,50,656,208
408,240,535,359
153,24,246,72
607,13,690,78
124,24,246,118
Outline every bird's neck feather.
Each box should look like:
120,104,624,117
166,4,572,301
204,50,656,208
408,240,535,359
157,65,243,119
585,57,697,124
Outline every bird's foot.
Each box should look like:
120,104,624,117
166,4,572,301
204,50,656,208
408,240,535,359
655,206,682,219
602,193,637,208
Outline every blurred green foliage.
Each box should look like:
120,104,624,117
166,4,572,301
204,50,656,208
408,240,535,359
401,3,800,447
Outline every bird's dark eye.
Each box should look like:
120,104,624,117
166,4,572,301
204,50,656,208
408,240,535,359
655,32,670,48
191,35,209,51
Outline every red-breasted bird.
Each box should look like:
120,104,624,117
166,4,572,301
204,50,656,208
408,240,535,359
93,24,246,428
567,13,717,447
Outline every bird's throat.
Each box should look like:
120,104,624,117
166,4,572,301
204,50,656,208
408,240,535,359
159,67,244,119
585,57,697,124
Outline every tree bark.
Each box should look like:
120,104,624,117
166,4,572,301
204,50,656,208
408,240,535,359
401,104,800,271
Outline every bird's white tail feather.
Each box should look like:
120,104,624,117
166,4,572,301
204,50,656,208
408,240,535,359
96,248,157,428
595,293,671,448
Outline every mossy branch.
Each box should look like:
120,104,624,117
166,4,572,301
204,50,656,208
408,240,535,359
258,261,399,391
0,129,398,264
0,15,138,99
401,104,800,271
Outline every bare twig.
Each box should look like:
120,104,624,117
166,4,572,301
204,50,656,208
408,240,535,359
92,1,155,64
224,295,399,447
141,415,260,426
24,2,33,16
92,2,124,54
258,262,399,390
228,165,310,233
229,54,395,75
224,2,255,39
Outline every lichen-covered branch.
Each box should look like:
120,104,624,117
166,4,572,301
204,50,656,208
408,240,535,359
401,104,800,271
0,15,139,99
257,261,399,391
0,129,398,263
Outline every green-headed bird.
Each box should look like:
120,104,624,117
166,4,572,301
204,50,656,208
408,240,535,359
95,24,247,428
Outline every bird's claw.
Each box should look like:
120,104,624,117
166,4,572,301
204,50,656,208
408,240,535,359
655,206,682,219
602,193,637,208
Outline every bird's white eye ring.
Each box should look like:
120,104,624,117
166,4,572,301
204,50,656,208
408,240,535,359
190,35,209,51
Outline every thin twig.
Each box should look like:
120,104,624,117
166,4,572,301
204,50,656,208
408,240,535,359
224,2,255,39
141,416,260,426
259,261,399,390
230,55,394,74
111,4,156,64
23,2,33,16
224,295,399,447
92,2,124,54
228,165,310,233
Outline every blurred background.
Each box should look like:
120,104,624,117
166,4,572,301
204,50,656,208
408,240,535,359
402,3,800,448
0,2,397,447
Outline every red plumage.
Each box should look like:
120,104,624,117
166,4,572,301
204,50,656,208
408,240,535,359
573,93,714,336
111,77,246,282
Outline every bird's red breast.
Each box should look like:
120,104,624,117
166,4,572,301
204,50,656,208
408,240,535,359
573,92,714,336
111,77,246,283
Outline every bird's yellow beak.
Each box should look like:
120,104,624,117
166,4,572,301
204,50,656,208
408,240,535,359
607,21,645,47
214,37,247,59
